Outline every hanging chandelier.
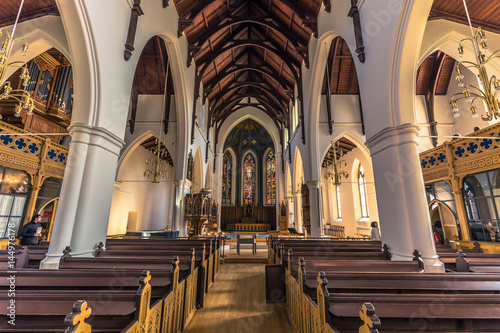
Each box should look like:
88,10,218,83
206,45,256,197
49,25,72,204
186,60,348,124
0,0,34,117
144,138,169,183
324,140,349,186
449,0,500,121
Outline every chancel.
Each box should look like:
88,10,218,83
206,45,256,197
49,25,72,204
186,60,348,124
1,0,500,332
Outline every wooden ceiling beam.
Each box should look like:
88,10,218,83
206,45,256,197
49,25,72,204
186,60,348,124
425,51,446,148
0,5,59,27
209,81,290,107
204,65,292,92
197,40,300,88
429,9,500,35
212,89,286,116
178,0,213,19
189,16,307,49
212,92,286,117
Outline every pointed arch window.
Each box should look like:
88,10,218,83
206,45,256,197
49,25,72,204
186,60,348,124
359,165,369,218
266,150,276,205
243,153,255,204
222,150,232,205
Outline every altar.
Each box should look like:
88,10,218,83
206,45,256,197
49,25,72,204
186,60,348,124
221,204,275,231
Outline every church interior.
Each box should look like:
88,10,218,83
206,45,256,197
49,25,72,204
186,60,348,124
1,0,500,332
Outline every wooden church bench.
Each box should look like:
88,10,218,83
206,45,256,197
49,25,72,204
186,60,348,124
0,269,173,302
285,266,500,333
326,293,500,332
0,270,164,332
0,259,197,333
95,242,215,293
59,247,206,307
104,238,220,284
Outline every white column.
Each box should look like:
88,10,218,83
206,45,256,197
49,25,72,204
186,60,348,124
294,193,302,232
41,124,124,268
69,126,124,256
214,153,224,233
307,180,324,237
287,197,294,228
366,124,443,272
173,179,191,236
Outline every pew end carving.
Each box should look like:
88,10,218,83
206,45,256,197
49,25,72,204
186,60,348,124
382,244,391,260
64,300,92,333
359,303,381,333
456,250,471,272
412,249,425,270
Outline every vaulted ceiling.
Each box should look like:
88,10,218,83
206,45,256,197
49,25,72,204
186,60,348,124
430,0,500,34
0,0,58,28
321,137,357,168
173,0,323,131
416,51,456,96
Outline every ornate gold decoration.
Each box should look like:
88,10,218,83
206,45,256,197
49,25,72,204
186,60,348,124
0,1,34,118
64,300,92,333
144,138,169,183
359,303,381,333
324,140,349,186
449,0,500,121
423,168,450,182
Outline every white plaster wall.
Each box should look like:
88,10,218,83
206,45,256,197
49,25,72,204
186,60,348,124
321,146,379,237
122,94,178,161
108,146,174,235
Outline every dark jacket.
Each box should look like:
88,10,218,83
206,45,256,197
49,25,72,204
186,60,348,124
19,222,42,245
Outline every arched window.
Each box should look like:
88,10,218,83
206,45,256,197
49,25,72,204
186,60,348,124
222,150,232,205
243,153,255,204
266,150,276,205
336,185,342,219
358,165,369,218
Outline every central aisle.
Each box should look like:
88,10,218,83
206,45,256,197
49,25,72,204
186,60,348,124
184,263,293,333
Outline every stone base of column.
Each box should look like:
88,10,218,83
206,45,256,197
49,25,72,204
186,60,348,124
390,252,444,273
40,254,62,269
422,257,446,273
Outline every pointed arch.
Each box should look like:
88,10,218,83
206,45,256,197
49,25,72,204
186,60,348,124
117,130,174,181
193,147,204,193
205,160,212,190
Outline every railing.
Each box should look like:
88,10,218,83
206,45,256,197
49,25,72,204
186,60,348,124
420,122,500,183
0,120,68,179
225,223,271,231
324,225,345,238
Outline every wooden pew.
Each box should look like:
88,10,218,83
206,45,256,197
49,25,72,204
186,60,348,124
104,237,220,288
0,270,163,332
0,257,197,333
284,254,500,332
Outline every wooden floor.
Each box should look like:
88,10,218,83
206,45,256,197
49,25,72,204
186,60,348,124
184,263,293,333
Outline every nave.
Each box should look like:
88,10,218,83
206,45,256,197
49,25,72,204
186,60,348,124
184,263,292,333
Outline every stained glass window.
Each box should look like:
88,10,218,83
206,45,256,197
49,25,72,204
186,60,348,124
243,153,255,204
359,165,369,218
222,150,232,205
266,150,276,205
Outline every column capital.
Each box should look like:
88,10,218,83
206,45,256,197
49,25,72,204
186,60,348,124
69,123,125,156
306,180,322,189
174,179,192,189
365,123,419,156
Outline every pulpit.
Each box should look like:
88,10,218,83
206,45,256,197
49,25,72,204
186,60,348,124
185,188,213,237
